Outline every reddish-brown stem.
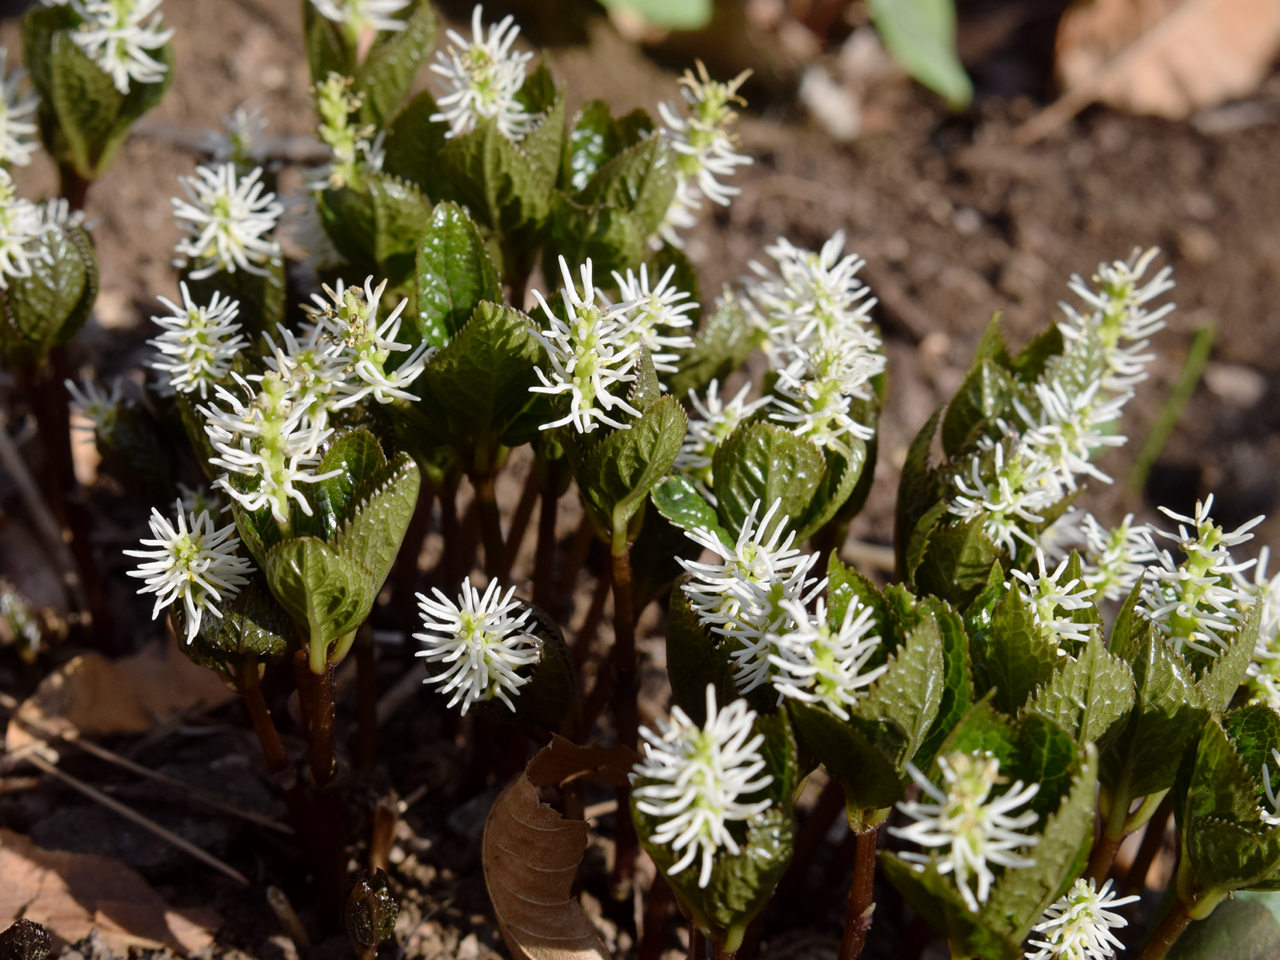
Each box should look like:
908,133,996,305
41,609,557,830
611,543,640,892
1125,794,1174,892
1086,830,1125,885
293,650,337,789
473,471,506,578
838,828,880,960
58,162,91,211
1135,901,1193,960
572,568,612,671
369,793,398,874
355,624,377,772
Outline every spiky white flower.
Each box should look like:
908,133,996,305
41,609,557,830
612,263,697,376
64,376,122,434
430,5,536,141
890,752,1040,913
744,231,880,360
304,276,430,408
674,378,773,493
172,163,283,280
1246,548,1280,711
1078,512,1158,602
1008,548,1098,649
148,283,246,398
36,198,86,232
201,372,340,524
1142,495,1260,658
678,498,823,692
309,0,410,34
1015,379,1129,490
530,256,643,433
1258,748,1280,827
656,62,751,247
767,597,885,719
949,439,1063,556
1025,877,1139,960
204,105,270,166
632,685,773,888
0,169,43,287
1059,248,1174,392
414,577,540,715
769,339,880,454
124,501,254,643
0,48,38,167
68,0,172,95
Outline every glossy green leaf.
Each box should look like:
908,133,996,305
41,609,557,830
797,440,868,540
564,99,618,193
184,577,294,668
650,474,724,540
301,0,355,85
352,0,437,125
380,91,450,192
438,117,550,239
853,613,945,764
912,514,1000,606
0,225,97,366
911,595,974,768
895,406,943,577
331,451,421,595
788,702,904,811
1027,628,1135,747
966,569,1059,713
417,301,543,452
265,536,369,658
826,556,895,654
1199,604,1262,712
578,133,676,236
666,581,737,721
868,0,973,109
415,202,502,349
711,422,824,539
308,429,389,538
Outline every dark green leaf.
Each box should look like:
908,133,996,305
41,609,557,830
331,452,421,597
577,133,677,236
895,406,943,578
564,99,617,192
352,0,437,126
302,0,355,86
912,514,1000,606
711,423,824,539
1027,628,1136,747
650,474,724,539
309,429,389,538
438,118,550,238
853,613,945,763
796,440,868,540
1199,604,1263,712
912,595,974,768
787,702,904,811
880,853,1021,960
265,536,369,662
826,556,895,653
381,91,451,192
0,226,97,366
414,202,502,349
967,570,1059,713
666,582,737,721
186,576,294,667
183,254,285,339
941,360,1014,458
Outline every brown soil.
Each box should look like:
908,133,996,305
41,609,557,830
2,1,1279,958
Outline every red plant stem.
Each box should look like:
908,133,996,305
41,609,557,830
1135,901,1193,960
838,828,880,960
355,624,377,772
611,542,640,890
293,650,337,789
58,162,91,211
472,470,506,578
1125,794,1174,892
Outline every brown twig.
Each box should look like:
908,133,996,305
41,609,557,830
838,828,880,960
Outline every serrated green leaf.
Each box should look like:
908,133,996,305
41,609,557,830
787,701,904,811
966,572,1059,713
625,348,663,415
515,65,565,195
309,429,389,538
1225,706,1280,789
1187,718,1271,827
40,26,172,177
564,99,617,192
265,536,368,659
1027,628,1135,747
578,133,676,236
1109,579,1147,659
984,743,1097,940
1101,630,1208,800
438,117,550,239
826,556,895,653
913,514,1000,606
352,0,436,125
367,173,432,277
1011,324,1066,380
668,289,757,398
581,395,688,543
185,576,294,667
414,202,502,349
853,614,945,763
912,595,974,768
650,474,723,539
1011,712,1080,822
666,580,737,721
895,406,943,576
418,300,543,453
797,440,867,540
1199,604,1262,712
711,422,824,539
868,0,972,108
1186,817,1280,895
331,452,421,592
879,853,1021,960
381,91,450,191
934,696,1018,771
545,197,646,280
941,359,1014,458
0,225,97,366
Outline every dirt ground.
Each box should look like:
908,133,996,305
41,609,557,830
2,0,1280,958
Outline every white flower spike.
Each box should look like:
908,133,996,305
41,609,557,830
172,163,283,280
65,376,122,435
148,283,246,398
0,48,38,167
632,685,773,888
612,263,697,376
430,5,536,141
1007,548,1098,649
767,596,886,719
890,751,1040,912
310,0,411,35
530,256,644,434
124,501,254,643
0,168,43,288
69,0,172,95
414,577,540,715
1025,877,1138,960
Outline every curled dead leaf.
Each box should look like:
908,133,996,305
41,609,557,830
0,829,219,955
1019,0,1280,142
482,736,637,960
4,642,233,753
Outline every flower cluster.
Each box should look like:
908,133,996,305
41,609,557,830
310,0,410,35
65,0,172,94
1007,548,1098,650
745,232,886,457
766,597,885,720
1142,495,1260,659
309,73,385,191
890,751,1040,912
148,283,246,398
65,376,122,435
1024,878,1138,960
0,168,46,288
0,48,38,168
203,105,270,167
430,5,535,141
171,162,284,280
413,577,540,714
1246,548,1280,710
656,62,751,247
632,685,773,888
613,263,697,376
124,501,255,642
674,378,774,499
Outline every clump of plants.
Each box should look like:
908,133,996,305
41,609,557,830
4,3,1280,960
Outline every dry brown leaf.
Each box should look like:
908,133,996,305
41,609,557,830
5,641,234,752
0,828,219,954
482,736,638,960
1020,0,1280,142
